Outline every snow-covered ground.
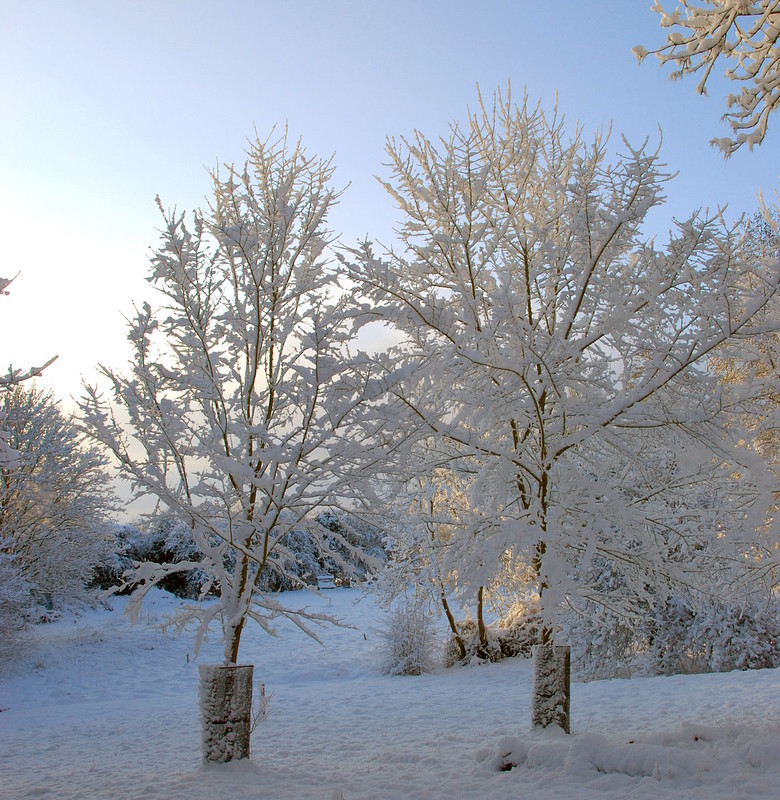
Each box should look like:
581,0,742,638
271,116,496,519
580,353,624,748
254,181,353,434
2,588,779,800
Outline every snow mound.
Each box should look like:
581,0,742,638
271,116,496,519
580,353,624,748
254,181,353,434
482,720,780,798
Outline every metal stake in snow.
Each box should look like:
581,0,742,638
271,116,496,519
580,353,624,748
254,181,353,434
199,664,254,762
531,644,570,734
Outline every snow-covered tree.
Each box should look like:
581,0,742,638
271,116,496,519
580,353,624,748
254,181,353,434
1,275,69,659
0,274,57,469
377,445,530,662
635,0,780,155
80,130,384,667
0,548,35,663
0,384,114,615
344,89,780,726
711,207,780,467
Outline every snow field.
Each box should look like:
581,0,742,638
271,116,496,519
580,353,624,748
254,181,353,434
1,588,779,799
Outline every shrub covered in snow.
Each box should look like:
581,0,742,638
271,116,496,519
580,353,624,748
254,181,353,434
316,511,388,581
562,607,637,681
560,581,780,680
0,547,34,661
494,608,545,658
93,520,213,599
95,512,388,599
443,608,543,667
252,527,324,593
443,619,502,666
646,595,780,675
551,548,780,680
378,600,441,676
253,513,386,592
560,557,640,680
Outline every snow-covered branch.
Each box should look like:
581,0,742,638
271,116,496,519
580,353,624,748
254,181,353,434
345,87,780,633
636,0,780,154
80,130,387,665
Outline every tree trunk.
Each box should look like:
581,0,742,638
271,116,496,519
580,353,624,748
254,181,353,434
199,663,254,762
224,552,250,664
530,533,570,732
476,586,488,650
440,590,466,661
531,643,570,733
225,619,245,665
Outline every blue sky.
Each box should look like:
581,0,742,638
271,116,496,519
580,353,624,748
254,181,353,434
1,0,778,404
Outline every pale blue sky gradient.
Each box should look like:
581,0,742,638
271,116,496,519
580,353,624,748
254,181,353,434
1,0,778,404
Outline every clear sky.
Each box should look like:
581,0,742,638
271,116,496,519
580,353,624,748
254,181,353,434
1,0,778,407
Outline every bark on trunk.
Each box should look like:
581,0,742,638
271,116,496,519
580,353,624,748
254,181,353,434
531,643,570,733
440,591,466,661
476,586,488,650
199,663,254,762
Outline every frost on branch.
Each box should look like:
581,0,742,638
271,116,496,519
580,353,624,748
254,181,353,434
0,413,19,470
638,0,780,154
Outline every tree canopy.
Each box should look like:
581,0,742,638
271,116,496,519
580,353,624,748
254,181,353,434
345,89,780,639
80,131,385,664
